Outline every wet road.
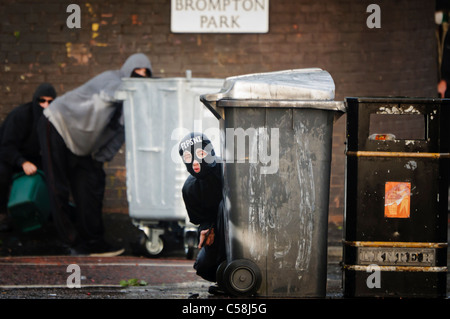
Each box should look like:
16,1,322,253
0,214,447,303
0,255,213,299
0,215,344,299
0,253,343,299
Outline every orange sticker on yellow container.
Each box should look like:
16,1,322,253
384,182,411,218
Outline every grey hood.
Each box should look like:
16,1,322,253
44,53,152,156
121,53,152,78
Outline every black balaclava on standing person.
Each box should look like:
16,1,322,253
0,83,56,231
0,82,57,169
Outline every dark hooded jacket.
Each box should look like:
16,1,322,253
0,83,57,168
179,133,223,231
181,164,222,231
43,53,152,161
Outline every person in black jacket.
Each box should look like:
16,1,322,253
179,132,226,286
0,83,57,232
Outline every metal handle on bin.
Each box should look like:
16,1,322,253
200,94,225,120
138,147,162,152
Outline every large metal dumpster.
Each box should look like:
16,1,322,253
119,74,223,257
201,69,346,297
343,97,449,298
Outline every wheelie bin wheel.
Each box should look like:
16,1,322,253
215,260,228,291
140,233,164,257
223,259,262,296
185,232,197,260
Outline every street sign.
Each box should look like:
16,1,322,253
171,0,269,33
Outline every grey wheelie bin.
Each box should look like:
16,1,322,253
118,74,223,258
200,69,346,297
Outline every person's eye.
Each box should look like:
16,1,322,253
183,151,192,163
195,149,208,159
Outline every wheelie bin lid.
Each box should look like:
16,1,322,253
200,68,346,119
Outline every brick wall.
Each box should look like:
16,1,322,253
0,0,438,223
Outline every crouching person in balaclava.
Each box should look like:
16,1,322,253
179,132,226,294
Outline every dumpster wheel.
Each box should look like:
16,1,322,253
223,259,261,296
139,233,164,258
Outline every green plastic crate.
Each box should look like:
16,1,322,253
7,170,50,232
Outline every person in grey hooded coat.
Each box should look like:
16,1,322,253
38,53,152,256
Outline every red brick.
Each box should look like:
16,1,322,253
0,0,438,222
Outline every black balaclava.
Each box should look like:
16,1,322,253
179,132,216,179
130,68,152,78
32,83,57,106
32,82,57,117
